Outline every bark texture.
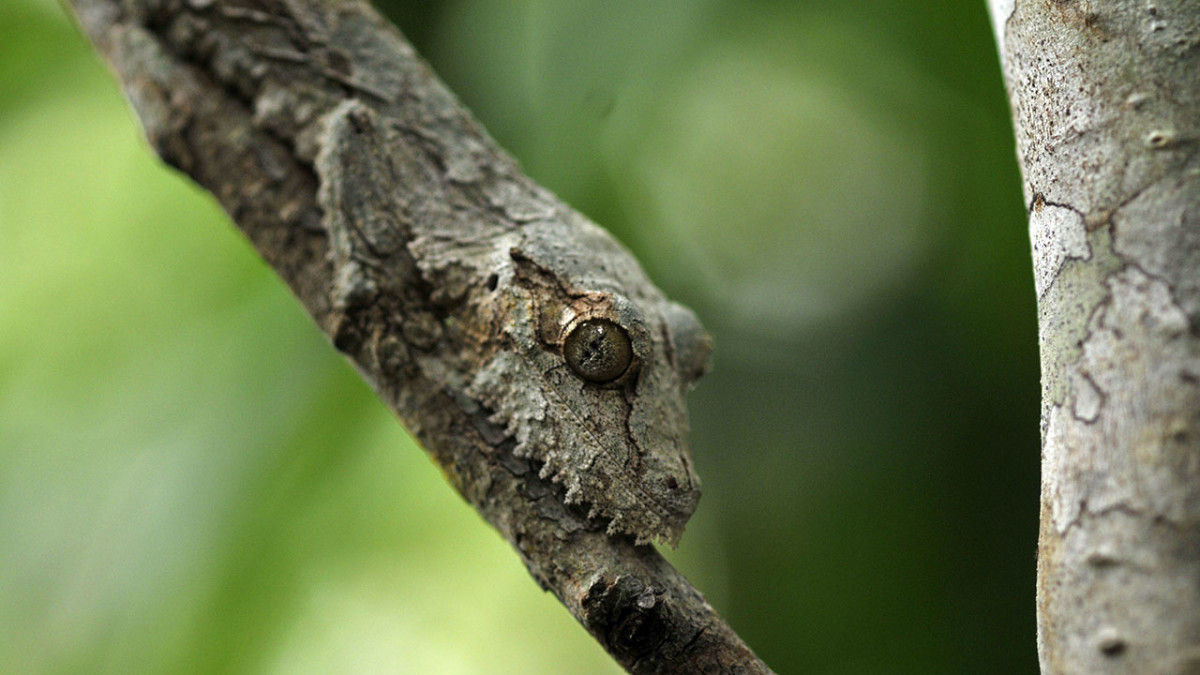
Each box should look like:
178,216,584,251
64,1,770,672
989,1,1200,672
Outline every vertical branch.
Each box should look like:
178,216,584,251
989,0,1200,671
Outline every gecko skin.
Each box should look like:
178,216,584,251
316,100,711,546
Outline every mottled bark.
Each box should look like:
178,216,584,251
988,1,1200,672
64,0,770,672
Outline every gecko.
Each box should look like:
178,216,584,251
315,99,711,546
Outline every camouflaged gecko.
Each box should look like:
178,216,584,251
315,100,711,546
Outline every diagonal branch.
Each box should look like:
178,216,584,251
65,0,771,672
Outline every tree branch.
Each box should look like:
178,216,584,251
65,0,771,672
988,0,1200,671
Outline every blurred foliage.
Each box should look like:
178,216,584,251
0,0,1036,673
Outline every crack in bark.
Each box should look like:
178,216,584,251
1070,369,1105,423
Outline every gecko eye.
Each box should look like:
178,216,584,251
563,319,633,383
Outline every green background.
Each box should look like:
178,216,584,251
0,0,1037,672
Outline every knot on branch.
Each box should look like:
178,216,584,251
583,575,668,659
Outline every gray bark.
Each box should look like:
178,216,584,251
988,1,1200,672
64,0,771,672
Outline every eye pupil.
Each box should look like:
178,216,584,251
563,319,633,383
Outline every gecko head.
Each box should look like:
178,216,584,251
554,291,708,545
498,240,712,546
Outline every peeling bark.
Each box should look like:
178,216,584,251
63,0,770,672
988,0,1200,672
